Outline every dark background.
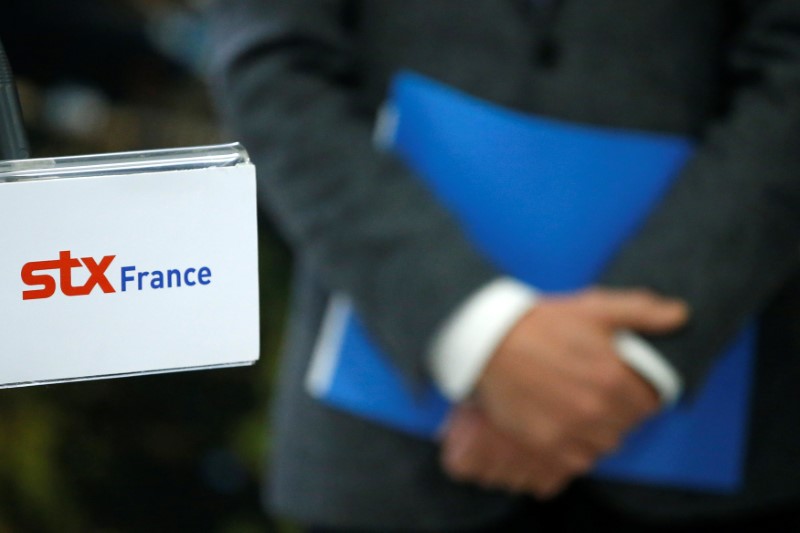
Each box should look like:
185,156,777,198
0,1,291,531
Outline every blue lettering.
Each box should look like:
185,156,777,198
198,266,212,285
121,266,136,291
167,269,181,288
118,264,211,291
150,270,164,289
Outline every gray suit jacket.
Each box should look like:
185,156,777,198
206,1,800,529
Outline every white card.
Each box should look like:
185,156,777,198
0,144,259,386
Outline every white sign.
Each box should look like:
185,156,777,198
0,163,259,386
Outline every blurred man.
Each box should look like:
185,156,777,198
206,1,800,531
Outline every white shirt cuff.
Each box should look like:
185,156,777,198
428,277,538,401
428,277,683,405
615,330,683,405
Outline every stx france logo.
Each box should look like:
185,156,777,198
21,250,213,300
22,251,116,300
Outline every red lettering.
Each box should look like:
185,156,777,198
21,251,116,299
57,250,86,296
81,255,116,294
21,259,60,300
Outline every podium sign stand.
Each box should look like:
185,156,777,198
0,143,259,387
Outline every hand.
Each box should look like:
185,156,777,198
446,288,688,497
442,403,561,497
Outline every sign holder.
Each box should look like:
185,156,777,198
0,39,259,388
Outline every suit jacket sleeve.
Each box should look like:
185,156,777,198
600,0,800,392
205,0,498,382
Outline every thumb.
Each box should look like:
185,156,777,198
578,288,689,333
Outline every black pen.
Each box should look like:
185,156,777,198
0,39,29,160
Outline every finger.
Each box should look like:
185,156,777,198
457,412,598,498
516,339,656,442
462,407,556,490
513,414,604,474
500,450,572,498
532,473,573,500
569,423,625,458
600,359,661,424
620,363,660,413
446,406,579,495
441,406,493,481
442,405,540,489
518,338,634,432
519,355,649,445
579,288,689,333
518,455,577,500
443,407,544,493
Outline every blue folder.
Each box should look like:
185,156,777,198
307,71,754,492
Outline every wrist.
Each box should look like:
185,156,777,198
428,277,539,401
